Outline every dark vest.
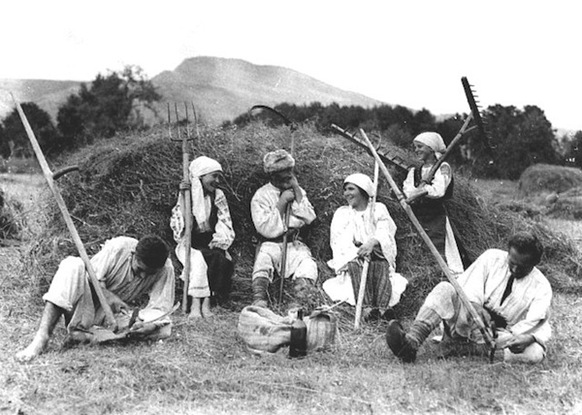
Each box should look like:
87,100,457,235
412,164,454,217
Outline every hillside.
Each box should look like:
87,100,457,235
0,56,383,126
0,79,81,122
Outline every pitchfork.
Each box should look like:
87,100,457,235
167,102,198,314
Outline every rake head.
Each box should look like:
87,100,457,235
461,76,494,154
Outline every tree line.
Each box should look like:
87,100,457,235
0,66,159,160
1,66,580,180
227,101,578,180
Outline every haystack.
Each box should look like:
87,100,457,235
0,187,23,243
519,164,582,197
22,123,582,319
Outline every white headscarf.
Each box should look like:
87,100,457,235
344,173,375,198
189,156,222,232
413,132,446,158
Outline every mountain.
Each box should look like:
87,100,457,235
151,56,382,125
0,79,81,121
0,56,382,126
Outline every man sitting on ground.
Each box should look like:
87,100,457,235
16,235,175,362
386,232,552,364
250,149,318,309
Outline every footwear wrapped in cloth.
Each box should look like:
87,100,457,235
386,320,417,363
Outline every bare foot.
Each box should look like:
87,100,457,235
201,297,214,318
188,308,203,319
188,297,203,319
15,334,49,362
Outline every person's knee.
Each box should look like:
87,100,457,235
294,258,318,281
54,256,86,283
432,281,455,296
504,342,545,364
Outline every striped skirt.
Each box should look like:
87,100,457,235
347,259,392,309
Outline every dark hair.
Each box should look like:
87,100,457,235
508,232,543,265
343,182,369,199
135,235,170,269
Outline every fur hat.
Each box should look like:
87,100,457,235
263,149,295,174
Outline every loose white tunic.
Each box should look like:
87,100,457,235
323,202,407,306
424,249,552,347
44,236,175,331
251,182,318,281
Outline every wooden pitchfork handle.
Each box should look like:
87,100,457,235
11,94,117,329
359,128,496,351
179,136,193,314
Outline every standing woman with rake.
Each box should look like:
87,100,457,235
403,132,466,274
170,156,235,318
323,173,407,320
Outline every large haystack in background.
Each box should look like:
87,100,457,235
518,164,582,219
23,123,582,318
0,187,23,242
519,164,582,197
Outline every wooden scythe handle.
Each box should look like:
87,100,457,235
11,93,117,329
359,129,495,350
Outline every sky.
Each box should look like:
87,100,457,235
2,0,580,131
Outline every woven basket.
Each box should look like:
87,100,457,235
305,310,338,351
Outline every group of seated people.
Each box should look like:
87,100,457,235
15,132,552,366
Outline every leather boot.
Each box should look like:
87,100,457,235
252,277,270,308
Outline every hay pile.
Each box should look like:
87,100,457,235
24,123,582,319
519,164,582,197
0,187,23,243
516,164,582,220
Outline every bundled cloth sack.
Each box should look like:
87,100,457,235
238,306,294,354
238,306,338,354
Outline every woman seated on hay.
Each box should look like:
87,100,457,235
402,132,467,274
170,156,235,318
323,173,407,320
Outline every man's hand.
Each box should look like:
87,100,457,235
471,302,492,327
279,189,296,204
505,334,535,354
102,289,129,313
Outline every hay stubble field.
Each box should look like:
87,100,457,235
1,174,582,415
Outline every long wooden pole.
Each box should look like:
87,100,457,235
359,128,495,349
278,131,296,304
181,124,193,313
354,160,380,329
11,94,116,328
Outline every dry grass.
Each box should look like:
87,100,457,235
2,246,582,414
2,130,582,414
